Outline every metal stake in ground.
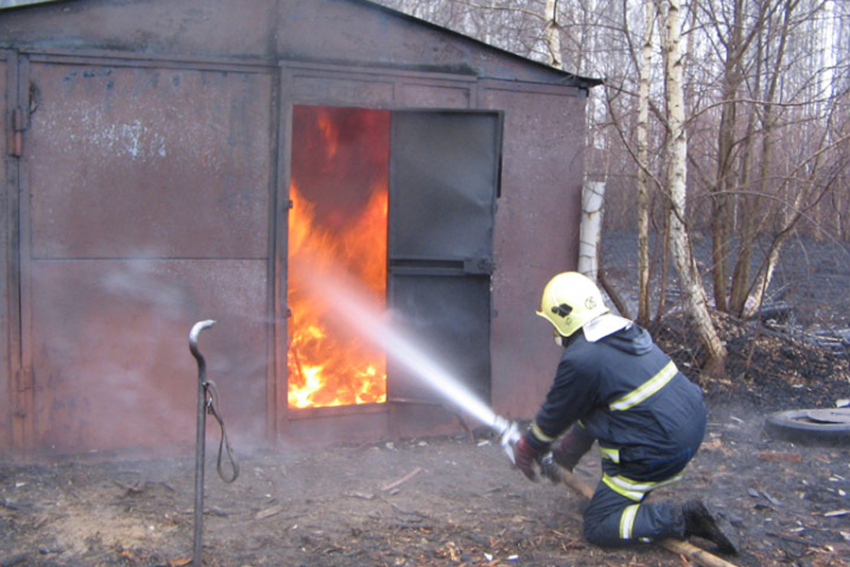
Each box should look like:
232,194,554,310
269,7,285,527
189,319,216,567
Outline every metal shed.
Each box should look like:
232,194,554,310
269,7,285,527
0,0,599,458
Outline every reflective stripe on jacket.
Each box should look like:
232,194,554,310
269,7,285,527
528,323,706,477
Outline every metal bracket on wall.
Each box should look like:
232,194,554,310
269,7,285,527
13,366,33,418
10,106,28,157
463,257,496,275
14,366,32,393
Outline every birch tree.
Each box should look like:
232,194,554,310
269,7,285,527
660,0,727,372
545,0,563,69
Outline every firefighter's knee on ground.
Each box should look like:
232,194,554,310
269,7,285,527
582,515,623,548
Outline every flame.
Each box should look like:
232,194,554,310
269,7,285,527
286,107,389,409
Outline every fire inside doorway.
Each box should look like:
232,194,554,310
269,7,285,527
284,105,503,439
287,105,391,409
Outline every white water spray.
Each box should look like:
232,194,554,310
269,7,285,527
301,266,513,437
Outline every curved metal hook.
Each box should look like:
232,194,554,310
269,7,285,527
189,319,216,362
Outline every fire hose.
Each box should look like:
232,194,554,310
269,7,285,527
189,320,239,567
492,419,739,567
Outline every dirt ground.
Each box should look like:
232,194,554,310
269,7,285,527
3,233,850,567
2,312,849,567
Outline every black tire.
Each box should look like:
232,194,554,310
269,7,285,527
765,408,850,445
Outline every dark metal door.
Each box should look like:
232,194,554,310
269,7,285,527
387,111,502,416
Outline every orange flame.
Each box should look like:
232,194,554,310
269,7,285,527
286,107,389,409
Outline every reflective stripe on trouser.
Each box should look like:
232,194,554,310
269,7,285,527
602,471,684,501
582,478,685,547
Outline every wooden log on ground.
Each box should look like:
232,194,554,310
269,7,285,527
550,466,740,567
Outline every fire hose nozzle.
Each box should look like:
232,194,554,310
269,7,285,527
539,453,562,484
493,416,521,464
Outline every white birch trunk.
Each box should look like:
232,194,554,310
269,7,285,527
545,0,562,69
662,0,727,373
744,190,804,317
578,181,606,280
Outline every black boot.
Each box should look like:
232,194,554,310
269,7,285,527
682,499,738,555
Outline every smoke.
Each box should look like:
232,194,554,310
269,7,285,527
100,259,193,319
32,256,269,456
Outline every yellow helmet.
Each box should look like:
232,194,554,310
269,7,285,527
536,272,609,337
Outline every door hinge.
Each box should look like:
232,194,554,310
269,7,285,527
15,366,33,393
9,106,29,158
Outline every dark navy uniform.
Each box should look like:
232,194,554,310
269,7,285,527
526,322,706,546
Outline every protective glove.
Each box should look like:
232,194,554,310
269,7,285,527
514,435,544,481
551,424,595,472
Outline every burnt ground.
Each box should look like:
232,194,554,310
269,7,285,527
2,377,849,567
2,233,850,567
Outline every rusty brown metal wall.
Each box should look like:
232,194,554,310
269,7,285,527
0,0,593,455
483,81,586,420
21,59,275,454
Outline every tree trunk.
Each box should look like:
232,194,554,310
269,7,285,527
731,0,794,317
579,181,606,280
745,188,804,317
710,0,748,314
636,0,654,327
727,22,764,317
655,208,671,323
544,0,562,69
661,0,727,376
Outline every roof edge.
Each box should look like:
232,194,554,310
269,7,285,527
1,0,604,88
353,0,603,88
0,0,60,8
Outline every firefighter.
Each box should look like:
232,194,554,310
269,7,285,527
513,271,737,554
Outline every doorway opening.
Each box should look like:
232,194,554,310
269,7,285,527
287,105,390,409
